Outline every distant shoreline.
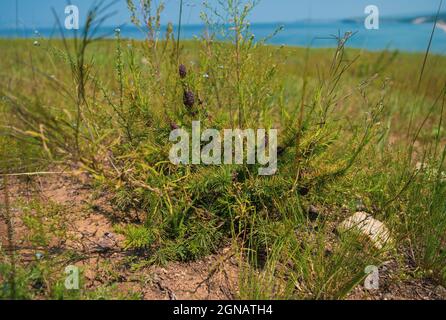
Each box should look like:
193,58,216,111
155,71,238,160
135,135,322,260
1,19,445,55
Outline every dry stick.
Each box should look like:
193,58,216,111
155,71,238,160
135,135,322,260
0,171,85,178
176,0,184,65
235,12,243,129
407,0,444,152
292,47,310,192
172,0,184,119
434,85,446,158
417,0,443,93
14,0,19,64
186,249,236,295
2,175,16,299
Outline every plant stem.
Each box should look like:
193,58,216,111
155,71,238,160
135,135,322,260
176,0,183,64
2,175,17,299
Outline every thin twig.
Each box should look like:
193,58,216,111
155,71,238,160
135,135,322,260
0,171,86,177
2,175,17,299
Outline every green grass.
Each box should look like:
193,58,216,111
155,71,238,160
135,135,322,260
1,0,445,300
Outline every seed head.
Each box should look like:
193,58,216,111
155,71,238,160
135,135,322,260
170,122,179,130
183,90,195,109
179,64,187,79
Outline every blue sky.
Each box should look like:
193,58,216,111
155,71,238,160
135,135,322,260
0,0,443,28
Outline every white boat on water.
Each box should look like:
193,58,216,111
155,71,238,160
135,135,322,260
436,21,446,33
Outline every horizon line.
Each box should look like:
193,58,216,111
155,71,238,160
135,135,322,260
0,9,445,30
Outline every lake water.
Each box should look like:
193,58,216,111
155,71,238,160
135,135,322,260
1,20,446,54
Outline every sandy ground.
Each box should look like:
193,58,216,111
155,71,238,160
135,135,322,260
0,173,444,300
0,173,238,300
